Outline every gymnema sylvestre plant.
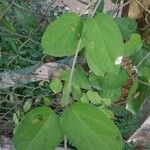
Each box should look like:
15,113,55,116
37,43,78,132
12,11,150,150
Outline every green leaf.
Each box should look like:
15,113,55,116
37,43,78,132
13,107,63,150
89,73,101,90
50,78,63,94
126,80,149,114
72,85,82,100
61,94,72,107
99,69,128,89
41,13,83,57
141,65,150,81
60,103,123,150
80,93,89,104
115,17,137,40
86,90,102,105
83,13,124,76
101,98,111,107
13,113,19,125
44,97,52,106
124,33,142,56
98,106,115,119
100,88,122,103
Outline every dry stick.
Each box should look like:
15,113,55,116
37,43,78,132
79,0,93,16
107,0,131,15
136,0,150,14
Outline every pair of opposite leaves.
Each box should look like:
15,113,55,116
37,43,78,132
41,13,142,76
13,103,123,150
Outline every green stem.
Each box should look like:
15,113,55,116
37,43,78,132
91,0,102,17
64,136,67,150
136,52,150,68
65,38,82,106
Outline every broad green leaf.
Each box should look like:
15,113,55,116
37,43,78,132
126,80,149,114
41,13,83,57
99,69,128,89
86,90,102,105
61,65,90,89
60,103,123,150
115,17,137,40
124,33,142,56
13,107,63,150
83,13,124,76
50,78,63,94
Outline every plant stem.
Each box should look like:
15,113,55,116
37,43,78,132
91,0,102,17
136,52,150,68
66,38,82,106
64,136,67,150
130,76,150,87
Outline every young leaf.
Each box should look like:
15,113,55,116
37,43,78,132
60,103,123,150
13,113,19,125
86,90,102,105
44,97,52,106
23,100,32,113
41,13,83,57
83,13,124,76
124,33,142,56
13,107,63,150
80,93,89,104
101,98,111,107
98,106,115,119
50,78,63,94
